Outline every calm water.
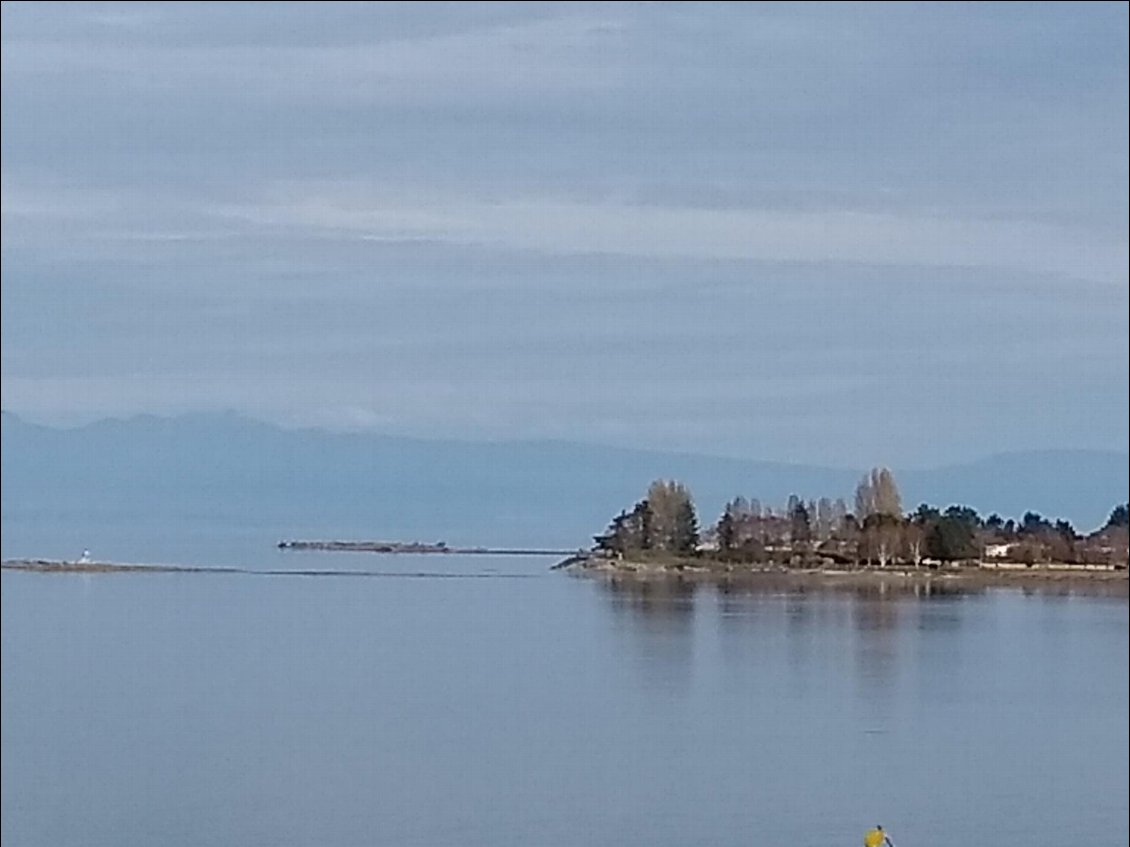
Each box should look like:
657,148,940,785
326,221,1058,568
2,527,1128,846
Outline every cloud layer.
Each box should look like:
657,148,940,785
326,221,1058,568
2,2,1127,466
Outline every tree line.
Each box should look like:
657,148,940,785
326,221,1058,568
594,469,1129,568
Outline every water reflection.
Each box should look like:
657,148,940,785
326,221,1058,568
595,576,984,704
590,572,1123,605
1016,581,1130,599
850,591,901,703
600,576,699,692
592,573,1124,735
602,574,699,627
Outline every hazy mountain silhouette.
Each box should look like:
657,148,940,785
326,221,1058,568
2,412,1126,549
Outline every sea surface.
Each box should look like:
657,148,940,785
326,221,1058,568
2,523,1128,847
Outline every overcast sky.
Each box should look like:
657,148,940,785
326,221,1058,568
2,2,1127,467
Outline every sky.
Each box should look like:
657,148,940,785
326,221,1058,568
1,1,1127,468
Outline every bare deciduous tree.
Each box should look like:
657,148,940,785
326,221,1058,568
646,479,698,553
855,467,903,520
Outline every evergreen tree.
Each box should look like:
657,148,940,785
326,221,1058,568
631,500,653,551
674,496,700,554
593,499,654,555
593,510,631,556
1021,511,1051,535
926,507,979,561
717,505,737,553
1106,503,1130,529
790,500,812,544
1054,519,1077,541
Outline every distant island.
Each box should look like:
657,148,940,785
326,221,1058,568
277,540,575,555
0,558,230,575
559,469,1129,580
280,539,456,553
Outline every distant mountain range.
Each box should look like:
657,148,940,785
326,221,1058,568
2,411,1126,547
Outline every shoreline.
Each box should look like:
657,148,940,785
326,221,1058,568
4,555,1126,593
558,554,1129,588
0,559,235,574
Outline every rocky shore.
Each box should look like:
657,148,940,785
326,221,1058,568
1,559,230,574
556,553,1129,589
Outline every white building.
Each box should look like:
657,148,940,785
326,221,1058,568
984,543,1014,559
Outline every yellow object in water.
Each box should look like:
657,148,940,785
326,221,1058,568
864,827,888,847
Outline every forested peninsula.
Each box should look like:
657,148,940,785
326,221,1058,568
561,470,1129,579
